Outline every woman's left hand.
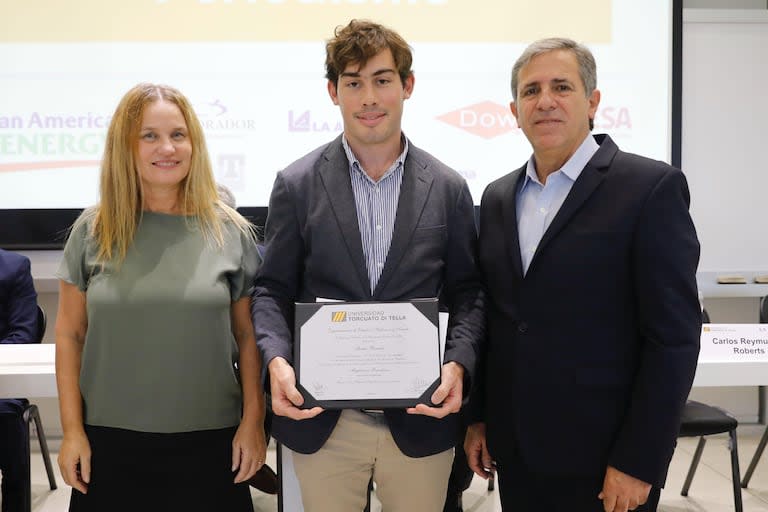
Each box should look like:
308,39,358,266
231,419,267,484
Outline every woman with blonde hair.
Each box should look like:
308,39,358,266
55,83,265,511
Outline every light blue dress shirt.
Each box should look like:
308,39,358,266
342,135,409,293
516,135,600,275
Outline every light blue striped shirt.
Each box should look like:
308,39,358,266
517,135,600,275
343,135,409,293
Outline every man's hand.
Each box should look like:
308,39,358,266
406,361,464,418
598,465,652,512
268,357,323,420
464,422,494,479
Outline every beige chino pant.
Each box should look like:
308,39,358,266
293,409,453,512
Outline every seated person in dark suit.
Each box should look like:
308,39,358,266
0,248,39,512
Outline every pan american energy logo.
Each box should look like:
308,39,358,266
0,112,108,173
0,98,258,175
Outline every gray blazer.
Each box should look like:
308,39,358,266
251,135,485,457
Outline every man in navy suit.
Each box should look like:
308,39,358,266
0,249,39,512
465,38,701,512
251,19,484,511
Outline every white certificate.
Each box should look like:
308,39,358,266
294,299,441,409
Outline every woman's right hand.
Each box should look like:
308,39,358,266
58,430,92,494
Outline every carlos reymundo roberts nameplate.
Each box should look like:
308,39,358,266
294,299,441,409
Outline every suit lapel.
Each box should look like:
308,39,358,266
373,150,433,297
317,138,371,298
528,135,617,271
501,168,526,279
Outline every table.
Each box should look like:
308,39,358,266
696,271,768,299
0,344,56,398
2,341,768,395
693,362,768,387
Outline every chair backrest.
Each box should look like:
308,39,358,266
760,296,767,324
35,304,46,343
702,308,711,324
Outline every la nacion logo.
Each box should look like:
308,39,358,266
288,110,342,133
436,101,518,140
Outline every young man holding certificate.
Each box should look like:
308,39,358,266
251,19,485,512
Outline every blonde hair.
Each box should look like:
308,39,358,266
87,82,253,264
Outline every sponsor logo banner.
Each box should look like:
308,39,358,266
437,101,518,139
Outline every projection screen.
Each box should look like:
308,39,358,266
0,0,680,247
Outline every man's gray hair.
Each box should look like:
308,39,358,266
510,37,597,101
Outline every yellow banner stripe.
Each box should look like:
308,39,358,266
0,0,611,43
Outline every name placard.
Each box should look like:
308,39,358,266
700,324,768,362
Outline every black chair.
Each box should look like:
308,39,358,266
21,305,57,511
741,295,768,488
678,308,743,512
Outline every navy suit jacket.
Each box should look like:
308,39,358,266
0,249,38,414
0,249,37,345
252,136,485,457
476,134,701,487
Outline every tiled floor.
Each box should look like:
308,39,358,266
27,425,768,511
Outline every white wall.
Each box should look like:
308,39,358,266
679,7,768,421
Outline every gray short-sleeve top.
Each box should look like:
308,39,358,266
57,211,260,433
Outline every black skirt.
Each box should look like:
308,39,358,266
69,425,253,512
